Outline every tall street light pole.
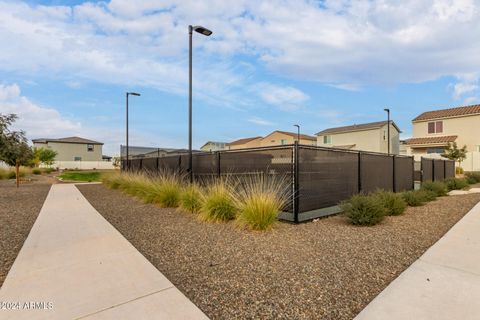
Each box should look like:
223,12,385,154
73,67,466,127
384,108,390,155
126,92,141,170
188,25,212,183
294,124,300,143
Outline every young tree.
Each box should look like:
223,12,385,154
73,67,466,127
441,142,467,167
39,148,57,166
0,114,33,186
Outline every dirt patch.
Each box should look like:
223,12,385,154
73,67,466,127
78,184,480,320
0,181,51,286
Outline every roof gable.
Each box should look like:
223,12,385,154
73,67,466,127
316,120,401,136
413,104,480,122
32,136,103,145
264,130,316,141
226,136,262,146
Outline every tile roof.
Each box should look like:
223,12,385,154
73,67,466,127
413,104,480,122
405,135,457,145
273,130,317,141
226,136,262,146
32,136,103,145
316,120,400,135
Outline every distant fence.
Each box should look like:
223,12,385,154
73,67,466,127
44,161,117,170
122,143,422,222
417,157,455,182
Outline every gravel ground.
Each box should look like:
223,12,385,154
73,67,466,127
78,184,480,320
0,179,51,287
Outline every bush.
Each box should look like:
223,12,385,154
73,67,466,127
444,177,469,191
420,189,438,201
7,171,16,179
150,175,182,208
373,190,407,216
233,174,291,230
32,168,42,175
43,167,54,174
456,167,464,174
180,184,203,214
421,181,448,196
200,179,236,222
465,172,480,184
402,190,428,206
340,194,387,226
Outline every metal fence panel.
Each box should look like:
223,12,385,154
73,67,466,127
219,148,292,175
445,160,455,178
361,153,393,192
421,158,433,182
142,157,157,172
130,159,142,171
298,148,358,212
395,157,414,191
433,159,445,181
158,156,181,172
192,153,217,176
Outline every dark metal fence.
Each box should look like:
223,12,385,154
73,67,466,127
122,144,453,222
418,157,455,182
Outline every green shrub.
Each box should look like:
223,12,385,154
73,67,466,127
32,168,42,175
444,177,469,191
456,167,464,174
420,189,438,201
0,169,8,180
402,190,428,206
43,167,54,174
373,190,407,216
151,177,182,207
421,181,448,196
180,184,204,214
233,174,291,230
465,172,480,184
340,194,387,226
7,171,16,179
200,179,236,222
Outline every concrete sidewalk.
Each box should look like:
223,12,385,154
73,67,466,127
355,200,480,320
0,184,208,320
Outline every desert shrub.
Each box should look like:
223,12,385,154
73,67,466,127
421,181,448,196
420,189,438,201
233,174,291,230
200,178,236,222
43,167,54,174
32,168,42,175
465,172,480,184
0,168,8,180
373,190,407,216
180,184,204,214
402,190,428,206
340,194,387,226
456,167,464,174
7,171,16,179
150,174,182,207
444,177,469,191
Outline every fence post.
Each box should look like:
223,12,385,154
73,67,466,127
392,155,396,192
357,152,362,193
444,160,447,180
216,152,221,177
411,157,415,190
156,156,159,172
293,141,299,223
432,159,435,181
139,158,143,171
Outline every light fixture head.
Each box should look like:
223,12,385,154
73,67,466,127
193,25,212,36
384,108,390,112
128,92,141,96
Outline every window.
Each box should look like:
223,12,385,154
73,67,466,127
87,144,94,152
426,148,445,154
323,135,331,144
428,121,443,134
477,145,480,152
74,156,82,161
280,139,287,145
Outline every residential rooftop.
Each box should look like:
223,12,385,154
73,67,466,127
226,136,262,146
412,104,480,122
32,136,103,145
316,120,400,136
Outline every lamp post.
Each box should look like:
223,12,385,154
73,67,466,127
188,24,212,183
294,124,300,143
384,108,390,155
126,92,141,170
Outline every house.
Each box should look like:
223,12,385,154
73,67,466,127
32,136,103,161
200,141,227,152
316,120,401,154
405,104,480,170
225,131,317,150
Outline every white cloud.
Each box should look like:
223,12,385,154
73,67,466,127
248,116,274,126
256,83,309,111
452,73,479,102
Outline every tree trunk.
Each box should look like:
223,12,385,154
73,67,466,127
16,159,19,188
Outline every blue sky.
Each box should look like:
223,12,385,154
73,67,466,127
1,0,479,155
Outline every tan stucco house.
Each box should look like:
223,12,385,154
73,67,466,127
226,131,316,150
32,136,103,161
316,120,401,154
405,104,480,170
200,141,227,152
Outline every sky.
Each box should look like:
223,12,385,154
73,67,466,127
0,0,479,155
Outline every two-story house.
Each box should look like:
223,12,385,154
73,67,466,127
225,131,316,150
316,120,401,154
200,141,227,152
32,136,103,161
405,104,480,170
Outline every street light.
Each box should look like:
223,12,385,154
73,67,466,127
293,124,300,143
384,108,390,155
126,92,141,170
188,24,212,183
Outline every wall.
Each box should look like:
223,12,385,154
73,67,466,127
317,124,400,154
227,138,262,150
43,161,116,170
260,132,316,147
34,142,103,161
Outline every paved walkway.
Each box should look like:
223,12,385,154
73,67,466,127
355,200,480,320
0,184,208,320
